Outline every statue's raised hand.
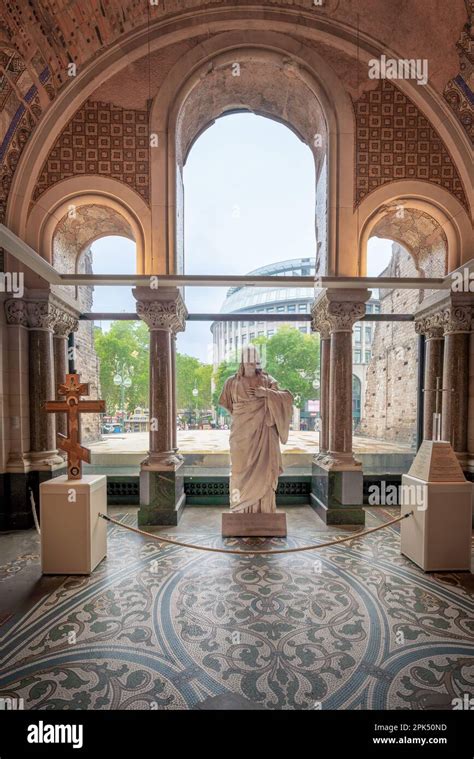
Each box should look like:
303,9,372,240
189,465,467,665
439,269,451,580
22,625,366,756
248,386,267,398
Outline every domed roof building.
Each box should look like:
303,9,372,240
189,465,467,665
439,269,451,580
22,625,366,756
212,258,380,428
211,258,316,368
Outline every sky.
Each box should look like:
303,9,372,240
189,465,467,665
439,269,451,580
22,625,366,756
91,113,393,361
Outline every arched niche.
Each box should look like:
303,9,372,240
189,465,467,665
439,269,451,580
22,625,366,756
25,176,150,274
357,182,473,277
150,31,356,276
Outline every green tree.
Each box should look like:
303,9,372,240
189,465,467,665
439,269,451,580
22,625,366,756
212,359,240,413
196,363,213,409
263,326,320,408
176,353,213,413
94,321,149,413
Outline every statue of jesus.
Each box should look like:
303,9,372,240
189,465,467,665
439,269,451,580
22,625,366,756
219,345,293,514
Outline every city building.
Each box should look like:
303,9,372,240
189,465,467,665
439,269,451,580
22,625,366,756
211,258,380,428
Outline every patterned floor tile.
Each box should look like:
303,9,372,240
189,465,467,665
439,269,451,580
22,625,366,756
0,507,472,710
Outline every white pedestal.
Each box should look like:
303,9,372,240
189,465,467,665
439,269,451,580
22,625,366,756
400,475,472,572
40,474,107,575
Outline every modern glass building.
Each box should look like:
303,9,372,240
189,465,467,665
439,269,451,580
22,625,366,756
211,258,380,429
211,258,315,368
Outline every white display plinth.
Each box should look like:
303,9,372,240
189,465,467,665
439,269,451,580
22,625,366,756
401,477,472,571
400,441,472,572
40,474,107,575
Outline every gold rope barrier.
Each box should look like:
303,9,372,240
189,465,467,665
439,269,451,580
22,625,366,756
99,511,413,556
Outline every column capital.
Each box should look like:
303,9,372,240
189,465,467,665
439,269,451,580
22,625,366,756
53,310,79,338
133,287,187,333
414,312,444,340
313,289,371,334
26,299,62,331
311,297,331,339
441,304,472,334
4,298,28,327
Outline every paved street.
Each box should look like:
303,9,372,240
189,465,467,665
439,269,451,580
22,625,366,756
89,430,413,455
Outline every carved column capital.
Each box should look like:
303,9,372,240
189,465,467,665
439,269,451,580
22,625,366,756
311,297,331,339
312,290,370,335
414,312,444,340
326,300,366,332
133,287,187,333
53,311,79,338
26,300,62,331
4,298,28,327
442,304,472,334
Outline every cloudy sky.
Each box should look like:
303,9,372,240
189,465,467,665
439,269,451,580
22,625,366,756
91,114,392,361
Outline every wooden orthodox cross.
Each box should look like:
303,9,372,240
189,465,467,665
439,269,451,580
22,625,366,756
44,373,105,480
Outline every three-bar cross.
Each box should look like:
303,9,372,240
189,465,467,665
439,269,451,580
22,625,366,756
44,373,105,479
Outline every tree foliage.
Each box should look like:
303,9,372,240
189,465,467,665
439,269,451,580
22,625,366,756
95,322,214,416
260,327,320,408
176,353,213,411
94,321,149,413
212,359,240,412
94,322,318,419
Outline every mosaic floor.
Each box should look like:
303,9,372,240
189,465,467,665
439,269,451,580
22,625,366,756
0,507,473,710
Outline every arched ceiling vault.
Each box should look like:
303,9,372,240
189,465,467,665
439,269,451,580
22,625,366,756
1,1,471,234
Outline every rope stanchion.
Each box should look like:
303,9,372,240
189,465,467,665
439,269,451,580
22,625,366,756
99,511,413,556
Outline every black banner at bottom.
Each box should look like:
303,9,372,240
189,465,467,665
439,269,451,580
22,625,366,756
0,709,472,757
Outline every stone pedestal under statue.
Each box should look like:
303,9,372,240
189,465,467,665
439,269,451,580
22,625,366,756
40,474,107,575
400,441,472,572
222,512,287,537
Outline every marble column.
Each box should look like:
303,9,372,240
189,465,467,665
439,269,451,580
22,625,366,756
311,299,331,454
26,298,64,467
309,289,370,525
170,334,180,454
441,304,471,459
4,299,30,472
326,290,369,467
53,313,79,439
133,287,187,525
415,313,444,440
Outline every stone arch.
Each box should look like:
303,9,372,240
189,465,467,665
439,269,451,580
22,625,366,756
357,182,473,276
25,176,150,274
5,11,471,277
150,31,355,275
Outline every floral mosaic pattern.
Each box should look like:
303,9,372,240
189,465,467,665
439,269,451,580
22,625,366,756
0,510,472,710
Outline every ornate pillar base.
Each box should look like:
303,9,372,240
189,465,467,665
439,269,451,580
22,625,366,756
141,451,183,470
28,450,65,469
139,465,185,526
310,455,364,525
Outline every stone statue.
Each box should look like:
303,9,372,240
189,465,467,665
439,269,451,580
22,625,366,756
219,345,293,514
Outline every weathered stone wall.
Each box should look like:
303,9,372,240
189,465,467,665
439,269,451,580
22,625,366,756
315,154,328,275
74,251,101,444
359,240,446,446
